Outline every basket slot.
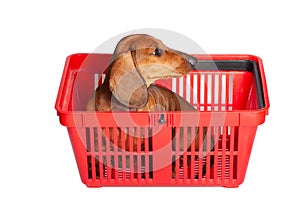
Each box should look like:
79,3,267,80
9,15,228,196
128,127,135,180
135,128,142,180
113,127,120,179
221,74,233,111
230,127,238,180
228,74,234,110
94,73,106,89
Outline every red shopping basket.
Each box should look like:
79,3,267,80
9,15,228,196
55,54,269,187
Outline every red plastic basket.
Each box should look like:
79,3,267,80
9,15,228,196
55,53,269,187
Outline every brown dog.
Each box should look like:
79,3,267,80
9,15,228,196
87,34,213,178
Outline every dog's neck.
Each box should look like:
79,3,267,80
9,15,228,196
139,64,184,88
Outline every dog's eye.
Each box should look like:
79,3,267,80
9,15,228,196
152,48,163,56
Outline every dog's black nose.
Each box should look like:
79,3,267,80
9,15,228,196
188,56,197,66
185,55,197,70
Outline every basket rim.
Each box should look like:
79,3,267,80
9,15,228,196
55,54,269,127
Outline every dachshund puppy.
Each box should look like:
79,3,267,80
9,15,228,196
87,34,214,178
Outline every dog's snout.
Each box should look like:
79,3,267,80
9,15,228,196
174,50,197,68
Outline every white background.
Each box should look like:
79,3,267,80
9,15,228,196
1,0,299,199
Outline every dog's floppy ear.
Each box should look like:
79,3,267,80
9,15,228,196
109,51,148,108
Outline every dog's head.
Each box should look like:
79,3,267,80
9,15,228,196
108,34,197,108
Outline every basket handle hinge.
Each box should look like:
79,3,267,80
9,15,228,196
158,114,166,124
149,114,172,127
